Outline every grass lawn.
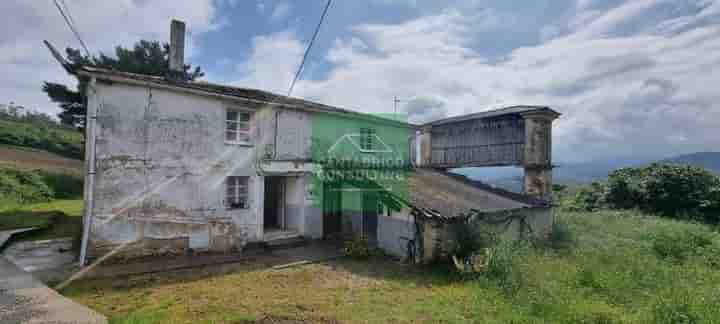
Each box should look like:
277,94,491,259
0,199,83,242
59,210,720,324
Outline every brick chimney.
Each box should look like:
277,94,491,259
168,19,185,80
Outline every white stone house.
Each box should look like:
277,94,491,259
73,21,559,265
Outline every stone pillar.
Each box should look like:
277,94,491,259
520,110,560,200
417,126,432,167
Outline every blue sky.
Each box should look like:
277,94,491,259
2,0,719,162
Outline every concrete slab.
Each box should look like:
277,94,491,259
3,238,76,273
81,241,345,279
0,257,106,324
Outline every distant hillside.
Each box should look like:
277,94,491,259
661,152,720,173
456,152,720,190
0,146,83,175
554,158,650,184
0,119,83,160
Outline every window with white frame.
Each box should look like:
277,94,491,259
226,110,251,144
226,176,249,209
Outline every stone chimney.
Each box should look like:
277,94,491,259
168,19,186,79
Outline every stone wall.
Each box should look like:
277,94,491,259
85,81,318,259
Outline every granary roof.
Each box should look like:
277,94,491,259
76,66,415,129
423,105,561,127
407,169,549,222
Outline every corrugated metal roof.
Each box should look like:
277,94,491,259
424,106,560,127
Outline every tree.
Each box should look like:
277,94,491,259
44,40,204,131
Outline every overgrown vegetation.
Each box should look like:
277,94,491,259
561,163,720,224
0,119,83,159
344,237,371,259
648,225,720,267
449,216,576,296
62,210,720,323
0,167,83,207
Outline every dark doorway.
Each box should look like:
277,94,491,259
322,182,342,238
362,192,379,246
264,177,285,230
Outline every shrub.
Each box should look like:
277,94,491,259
606,164,720,223
344,237,371,259
650,227,715,262
565,182,607,212
0,168,54,204
448,221,496,260
0,168,83,205
41,172,84,199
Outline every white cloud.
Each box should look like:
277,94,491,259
271,2,718,162
0,0,218,115
231,31,303,94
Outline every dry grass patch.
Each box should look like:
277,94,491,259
62,258,468,324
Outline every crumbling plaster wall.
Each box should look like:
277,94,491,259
88,82,265,258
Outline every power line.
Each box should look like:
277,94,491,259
59,0,78,30
53,0,91,57
287,0,332,97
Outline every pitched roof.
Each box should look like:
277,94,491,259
423,105,560,127
77,66,415,129
407,169,549,221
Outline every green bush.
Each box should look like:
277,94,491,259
649,227,715,262
0,168,54,204
344,237,371,259
565,182,607,212
606,164,720,223
41,172,83,199
0,168,83,205
448,221,496,259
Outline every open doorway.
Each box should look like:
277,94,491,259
322,182,342,239
361,192,379,246
264,176,285,230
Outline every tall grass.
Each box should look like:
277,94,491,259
60,210,720,323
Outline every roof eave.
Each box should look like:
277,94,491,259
77,68,418,129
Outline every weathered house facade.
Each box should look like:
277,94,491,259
75,21,560,265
